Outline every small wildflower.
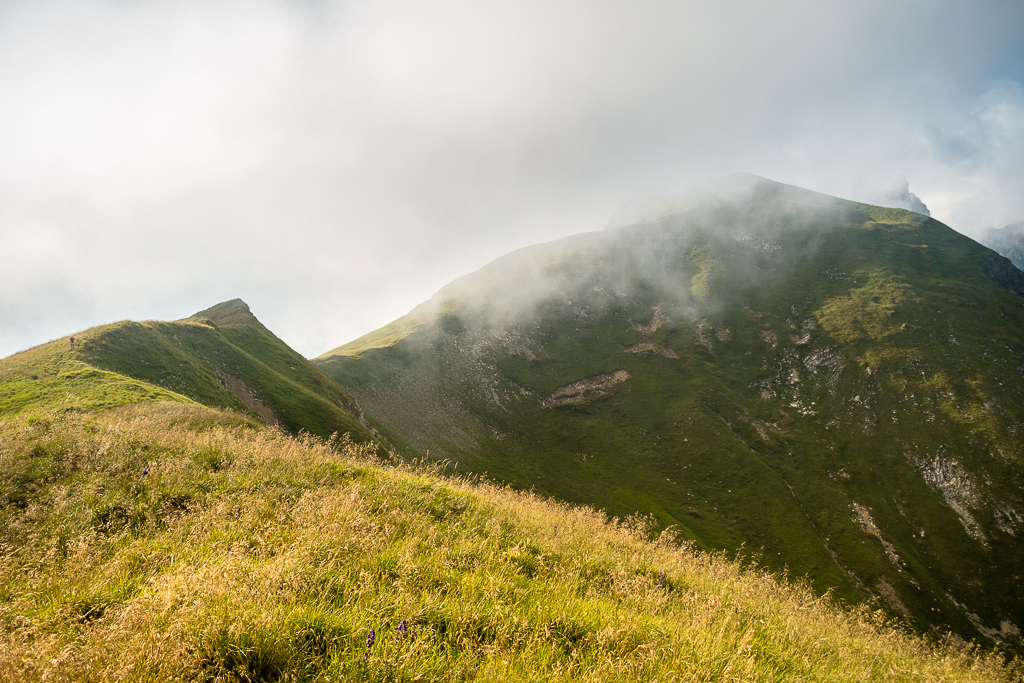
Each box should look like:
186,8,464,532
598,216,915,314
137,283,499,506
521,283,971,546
141,464,151,477
397,620,409,638
553,525,558,538
659,571,665,587
361,628,375,659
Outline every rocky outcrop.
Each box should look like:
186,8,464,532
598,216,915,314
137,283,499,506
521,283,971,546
541,370,630,408
223,374,279,427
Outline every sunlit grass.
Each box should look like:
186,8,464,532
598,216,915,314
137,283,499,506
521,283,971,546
0,402,1017,682
0,336,196,415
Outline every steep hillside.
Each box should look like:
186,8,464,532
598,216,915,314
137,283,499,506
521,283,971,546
1,300,373,442
316,174,1024,651
0,402,1016,682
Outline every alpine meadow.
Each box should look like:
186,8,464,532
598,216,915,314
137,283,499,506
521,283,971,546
2,175,1024,681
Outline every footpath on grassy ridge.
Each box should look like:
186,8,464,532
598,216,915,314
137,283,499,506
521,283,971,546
0,401,1019,682
0,334,198,415
0,300,375,443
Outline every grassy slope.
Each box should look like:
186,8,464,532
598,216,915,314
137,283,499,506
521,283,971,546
0,402,1017,682
0,335,199,416
1,300,374,442
315,181,1024,651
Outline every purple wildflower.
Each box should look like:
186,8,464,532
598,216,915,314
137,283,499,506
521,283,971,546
659,571,665,587
366,628,376,650
397,620,409,638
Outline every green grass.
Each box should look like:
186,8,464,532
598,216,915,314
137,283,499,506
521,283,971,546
318,303,441,359
0,402,1017,682
815,270,923,343
315,179,1024,653
0,337,198,415
1,300,374,443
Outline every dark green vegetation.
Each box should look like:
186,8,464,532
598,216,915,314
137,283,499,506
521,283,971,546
0,299,373,441
316,175,1024,653
0,403,1016,681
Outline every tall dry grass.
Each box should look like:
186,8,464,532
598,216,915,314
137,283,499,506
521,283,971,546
0,402,1018,682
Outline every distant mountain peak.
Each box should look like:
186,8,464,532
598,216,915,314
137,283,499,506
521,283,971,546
875,177,930,216
187,299,254,325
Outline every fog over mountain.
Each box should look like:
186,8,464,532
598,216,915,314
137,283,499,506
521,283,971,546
982,222,1024,271
874,178,931,217
313,175,1024,649
1,0,1023,359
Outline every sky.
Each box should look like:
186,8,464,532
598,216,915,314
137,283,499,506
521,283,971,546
2,0,1023,360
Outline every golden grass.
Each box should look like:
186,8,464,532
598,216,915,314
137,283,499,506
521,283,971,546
0,403,1017,682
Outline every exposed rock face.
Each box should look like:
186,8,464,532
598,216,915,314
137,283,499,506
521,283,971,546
223,374,279,427
852,502,904,568
916,455,986,545
541,371,630,408
625,342,679,359
876,178,931,216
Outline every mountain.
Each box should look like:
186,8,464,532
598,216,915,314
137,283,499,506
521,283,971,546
875,177,931,217
315,174,1024,651
0,299,374,442
982,222,1024,272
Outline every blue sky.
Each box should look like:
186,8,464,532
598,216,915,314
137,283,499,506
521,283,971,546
2,0,1023,359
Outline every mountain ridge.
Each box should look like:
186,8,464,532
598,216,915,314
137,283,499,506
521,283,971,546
4,175,1023,653
1,299,375,443
314,175,1024,651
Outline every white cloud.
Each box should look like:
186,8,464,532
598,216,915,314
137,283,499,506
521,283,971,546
1,0,1023,358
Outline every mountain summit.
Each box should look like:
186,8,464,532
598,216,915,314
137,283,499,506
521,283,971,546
316,176,1024,650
